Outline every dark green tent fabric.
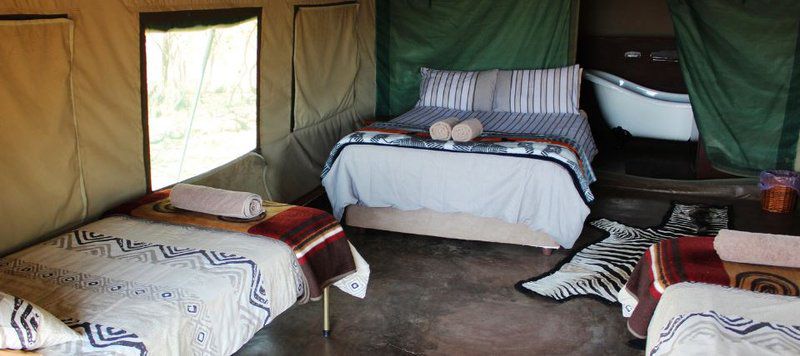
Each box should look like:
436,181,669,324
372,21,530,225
376,0,579,116
668,0,800,174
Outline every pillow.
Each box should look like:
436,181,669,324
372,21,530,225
473,69,498,112
493,64,581,114
0,291,79,350
417,68,494,111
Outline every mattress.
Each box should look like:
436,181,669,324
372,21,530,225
647,283,800,356
109,190,371,301
322,107,596,248
0,216,304,355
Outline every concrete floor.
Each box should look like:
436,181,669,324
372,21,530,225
235,188,800,356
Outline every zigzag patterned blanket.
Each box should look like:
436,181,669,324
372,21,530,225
647,282,800,355
108,190,367,302
0,217,303,355
651,311,800,356
322,125,596,203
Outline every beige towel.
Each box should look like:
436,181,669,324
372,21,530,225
170,183,264,219
714,229,800,268
451,118,483,142
429,117,460,140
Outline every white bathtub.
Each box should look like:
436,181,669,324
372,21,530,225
584,70,699,142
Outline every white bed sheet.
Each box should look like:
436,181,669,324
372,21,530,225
322,144,590,248
0,216,304,355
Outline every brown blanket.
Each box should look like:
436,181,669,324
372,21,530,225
623,236,800,338
108,190,356,302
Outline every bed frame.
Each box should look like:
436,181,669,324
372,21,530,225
344,205,560,255
322,287,331,337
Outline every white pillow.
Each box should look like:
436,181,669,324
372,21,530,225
0,291,80,350
492,64,581,114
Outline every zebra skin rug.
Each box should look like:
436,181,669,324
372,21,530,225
515,203,730,303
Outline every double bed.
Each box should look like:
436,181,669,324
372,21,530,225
322,69,597,251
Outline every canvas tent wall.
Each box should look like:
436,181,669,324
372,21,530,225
0,0,375,255
376,0,581,116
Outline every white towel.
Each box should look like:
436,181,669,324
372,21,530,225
451,118,483,142
714,229,800,268
170,183,264,219
429,117,460,140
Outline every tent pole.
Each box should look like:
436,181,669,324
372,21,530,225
177,29,216,180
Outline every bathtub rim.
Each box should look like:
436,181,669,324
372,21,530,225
584,69,690,104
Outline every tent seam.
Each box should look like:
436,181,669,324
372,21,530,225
66,19,89,221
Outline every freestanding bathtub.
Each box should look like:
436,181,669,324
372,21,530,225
584,70,699,142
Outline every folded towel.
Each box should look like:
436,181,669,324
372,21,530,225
714,229,800,268
451,118,483,142
170,183,264,219
429,117,460,140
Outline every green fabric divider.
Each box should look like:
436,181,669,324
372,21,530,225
667,0,800,174
375,0,391,116
376,0,579,116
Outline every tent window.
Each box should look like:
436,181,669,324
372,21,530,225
140,8,261,191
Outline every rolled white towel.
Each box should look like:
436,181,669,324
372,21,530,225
714,229,800,268
429,117,460,140
451,118,483,142
170,183,264,219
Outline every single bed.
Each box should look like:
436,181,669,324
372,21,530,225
322,105,597,250
647,283,800,355
0,216,351,355
619,236,800,339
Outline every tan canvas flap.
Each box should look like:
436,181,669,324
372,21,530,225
0,19,86,254
293,3,359,130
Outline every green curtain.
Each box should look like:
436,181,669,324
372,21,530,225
376,0,579,116
668,0,800,174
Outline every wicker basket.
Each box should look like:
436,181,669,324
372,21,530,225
761,186,797,213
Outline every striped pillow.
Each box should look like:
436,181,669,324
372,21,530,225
493,65,581,114
416,68,479,111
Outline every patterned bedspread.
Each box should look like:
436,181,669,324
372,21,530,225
381,106,598,161
647,283,800,356
0,217,303,355
323,122,596,204
651,311,800,356
620,236,800,338
108,190,369,302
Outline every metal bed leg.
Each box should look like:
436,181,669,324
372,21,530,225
322,286,331,338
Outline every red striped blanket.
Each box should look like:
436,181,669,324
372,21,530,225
622,236,800,338
107,190,356,302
